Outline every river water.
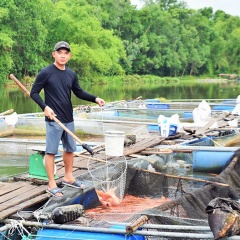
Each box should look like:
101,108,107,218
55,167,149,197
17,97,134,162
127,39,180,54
2,78,240,114
0,78,240,178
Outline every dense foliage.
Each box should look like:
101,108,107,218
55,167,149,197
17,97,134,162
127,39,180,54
0,0,239,83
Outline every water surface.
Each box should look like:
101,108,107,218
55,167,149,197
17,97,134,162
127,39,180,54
1,78,239,178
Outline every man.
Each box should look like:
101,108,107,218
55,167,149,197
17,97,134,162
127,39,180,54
30,41,105,197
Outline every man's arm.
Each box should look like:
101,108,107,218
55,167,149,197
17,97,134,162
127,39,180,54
30,71,47,111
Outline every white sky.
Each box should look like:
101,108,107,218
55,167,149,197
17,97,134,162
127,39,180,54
131,0,240,16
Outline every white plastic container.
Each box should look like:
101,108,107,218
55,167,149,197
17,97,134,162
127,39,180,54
160,118,170,137
158,114,179,137
104,131,125,156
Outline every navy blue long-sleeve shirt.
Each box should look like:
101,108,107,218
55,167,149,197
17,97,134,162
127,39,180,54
30,64,97,123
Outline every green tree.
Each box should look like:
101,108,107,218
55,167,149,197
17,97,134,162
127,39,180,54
45,0,126,79
209,12,240,74
8,0,52,77
0,0,239,82
226,27,240,73
0,1,14,82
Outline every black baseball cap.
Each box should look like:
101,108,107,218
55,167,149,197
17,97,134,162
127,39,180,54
54,41,70,51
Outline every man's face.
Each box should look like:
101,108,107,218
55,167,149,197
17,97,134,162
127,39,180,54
52,48,71,65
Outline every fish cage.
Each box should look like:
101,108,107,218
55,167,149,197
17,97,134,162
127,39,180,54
5,151,240,239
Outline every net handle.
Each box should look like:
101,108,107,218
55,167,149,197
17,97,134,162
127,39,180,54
72,151,108,163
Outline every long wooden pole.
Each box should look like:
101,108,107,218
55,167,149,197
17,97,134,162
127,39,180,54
58,147,107,163
9,74,94,155
0,109,14,116
126,215,149,234
134,167,228,186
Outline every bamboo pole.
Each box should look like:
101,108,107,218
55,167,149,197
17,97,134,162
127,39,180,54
58,148,107,163
126,215,149,234
140,148,191,154
0,129,14,138
74,152,108,163
110,221,211,231
9,73,94,155
0,109,14,116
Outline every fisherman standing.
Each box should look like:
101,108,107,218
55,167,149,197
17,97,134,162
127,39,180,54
30,41,105,197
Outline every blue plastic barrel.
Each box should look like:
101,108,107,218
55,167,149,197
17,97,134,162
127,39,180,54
36,227,145,240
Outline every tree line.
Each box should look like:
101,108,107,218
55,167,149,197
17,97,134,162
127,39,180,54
0,0,239,83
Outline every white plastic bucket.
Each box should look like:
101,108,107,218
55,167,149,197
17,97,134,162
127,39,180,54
104,131,125,156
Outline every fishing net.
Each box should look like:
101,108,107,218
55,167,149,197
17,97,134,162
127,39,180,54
82,151,240,237
38,155,127,219
37,146,240,239
87,155,127,206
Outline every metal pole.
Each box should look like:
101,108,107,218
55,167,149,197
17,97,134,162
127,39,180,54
3,219,240,239
0,220,214,239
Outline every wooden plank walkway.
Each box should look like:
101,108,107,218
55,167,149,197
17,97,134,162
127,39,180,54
0,136,164,220
0,182,49,220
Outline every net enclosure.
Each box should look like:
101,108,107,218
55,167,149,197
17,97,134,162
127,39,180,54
36,150,240,239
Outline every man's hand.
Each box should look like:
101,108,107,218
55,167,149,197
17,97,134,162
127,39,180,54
95,97,105,107
44,106,55,120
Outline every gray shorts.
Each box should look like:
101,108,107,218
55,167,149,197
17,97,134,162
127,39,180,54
46,121,76,155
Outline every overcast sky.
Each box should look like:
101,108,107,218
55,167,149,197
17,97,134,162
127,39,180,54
131,0,240,16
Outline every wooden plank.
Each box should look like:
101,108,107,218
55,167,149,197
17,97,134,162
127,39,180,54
31,179,48,185
0,182,8,188
0,185,47,212
71,169,88,177
124,137,164,156
195,112,230,135
82,137,164,162
56,166,66,176
56,167,80,184
0,183,39,204
85,161,103,172
0,182,28,196
57,166,78,176
73,159,89,169
0,193,49,220
13,173,29,182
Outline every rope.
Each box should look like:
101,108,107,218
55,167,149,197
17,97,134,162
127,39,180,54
32,198,53,221
6,219,32,239
100,106,105,135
